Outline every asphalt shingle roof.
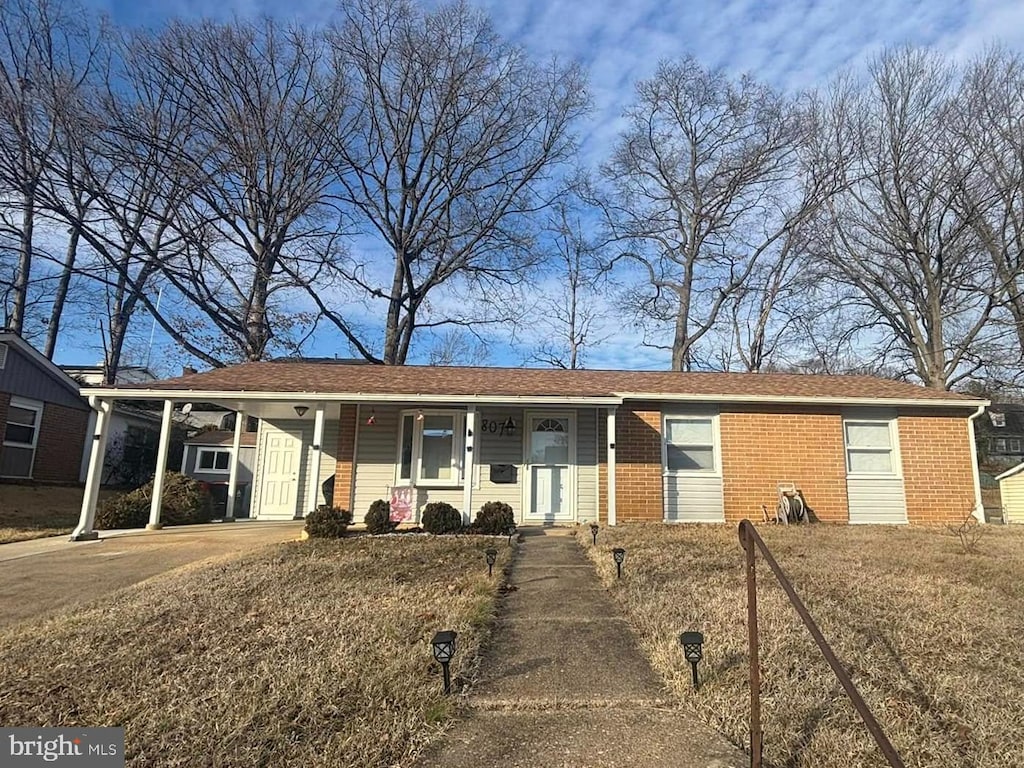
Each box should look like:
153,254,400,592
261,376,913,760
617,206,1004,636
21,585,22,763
119,362,981,404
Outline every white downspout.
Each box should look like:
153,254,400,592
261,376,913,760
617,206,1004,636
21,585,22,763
968,403,988,523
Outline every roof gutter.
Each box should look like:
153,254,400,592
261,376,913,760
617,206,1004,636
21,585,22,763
616,392,990,409
80,389,626,407
967,403,988,523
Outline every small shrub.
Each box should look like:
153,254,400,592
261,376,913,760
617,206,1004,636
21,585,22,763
421,501,462,535
365,499,398,535
95,472,214,529
305,505,353,539
473,500,516,536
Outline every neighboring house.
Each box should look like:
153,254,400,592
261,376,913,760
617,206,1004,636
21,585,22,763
996,463,1024,523
976,403,1024,468
181,430,257,517
70,362,989,537
63,364,167,486
0,333,89,482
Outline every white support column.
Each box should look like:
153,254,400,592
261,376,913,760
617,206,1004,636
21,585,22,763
306,402,326,514
71,398,113,541
607,407,617,526
225,408,246,521
148,399,175,530
463,406,476,524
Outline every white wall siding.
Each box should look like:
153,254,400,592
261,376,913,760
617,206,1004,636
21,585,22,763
576,408,598,522
664,475,725,522
474,408,525,519
999,473,1024,523
847,477,908,524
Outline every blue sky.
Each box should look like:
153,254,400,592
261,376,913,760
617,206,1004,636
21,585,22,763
60,0,1024,372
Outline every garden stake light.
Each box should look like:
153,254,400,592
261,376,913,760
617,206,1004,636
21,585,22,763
612,547,626,579
590,522,599,545
431,630,457,695
485,548,497,577
680,631,704,690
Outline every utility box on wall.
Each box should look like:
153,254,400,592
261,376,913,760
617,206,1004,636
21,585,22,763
489,464,518,484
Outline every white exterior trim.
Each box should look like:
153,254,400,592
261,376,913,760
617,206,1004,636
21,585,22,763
1,395,44,479
196,446,232,474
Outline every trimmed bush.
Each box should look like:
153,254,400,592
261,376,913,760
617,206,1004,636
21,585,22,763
304,505,353,539
473,501,516,536
364,499,398,535
421,501,462,535
95,472,214,530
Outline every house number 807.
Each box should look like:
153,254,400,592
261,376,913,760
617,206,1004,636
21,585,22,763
480,418,516,436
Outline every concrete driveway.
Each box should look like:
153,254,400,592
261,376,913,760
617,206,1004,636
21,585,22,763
0,521,304,629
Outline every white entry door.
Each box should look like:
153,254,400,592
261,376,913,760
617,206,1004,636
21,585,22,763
526,415,574,522
260,432,300,519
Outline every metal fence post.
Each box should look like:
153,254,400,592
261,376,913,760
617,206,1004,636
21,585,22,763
739,521,763,768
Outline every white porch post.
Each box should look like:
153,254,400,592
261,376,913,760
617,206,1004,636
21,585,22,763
607,407,617,526
71,397,112,541
147,399,175,530
306,402,326,514
463,406,476,524
225,408,246,521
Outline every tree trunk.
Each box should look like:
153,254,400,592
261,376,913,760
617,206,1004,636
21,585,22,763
9,191,34,334
43,226,79,358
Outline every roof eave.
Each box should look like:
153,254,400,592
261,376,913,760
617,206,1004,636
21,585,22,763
623,392,991,408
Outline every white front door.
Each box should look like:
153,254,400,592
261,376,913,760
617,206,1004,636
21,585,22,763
260,431,300,519
526,414,574,522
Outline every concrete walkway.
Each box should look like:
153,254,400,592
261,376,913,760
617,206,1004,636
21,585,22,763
419,530,744,767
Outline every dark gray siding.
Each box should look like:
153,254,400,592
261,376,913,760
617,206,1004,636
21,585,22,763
0,344,85,410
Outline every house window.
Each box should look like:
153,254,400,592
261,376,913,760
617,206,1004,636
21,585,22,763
1,396,43,478
396,410,463,486
197,448,231,473
994,437,1022,454
664,415,717,473
844,419,897,475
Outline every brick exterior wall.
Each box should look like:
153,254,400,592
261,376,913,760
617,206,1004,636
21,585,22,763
32,401,88,483
898,409,977,524
334,404,358,511
719,406,850,523
613,405,664,522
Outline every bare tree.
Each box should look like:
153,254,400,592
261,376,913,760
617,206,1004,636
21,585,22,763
600,57,828,371
137,19,348,364
526,196,611,369
812,48,1001,389
957,48,1024,362
0,0,98,337
323,0,588,364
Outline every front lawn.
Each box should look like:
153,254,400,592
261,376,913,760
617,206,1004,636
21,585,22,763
0,535,510,767
0,484,112,543
582,523,1024,768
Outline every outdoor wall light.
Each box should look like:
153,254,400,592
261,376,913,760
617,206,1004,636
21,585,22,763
294,405,309,418
366,407,376,426
502,416,516,435
590,522,599,546
484,548,498,577
679,631,704,690
431,630,458,694
612,547,626,578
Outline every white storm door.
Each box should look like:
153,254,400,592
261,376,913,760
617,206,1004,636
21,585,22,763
261,432,300,519
526,415,574,521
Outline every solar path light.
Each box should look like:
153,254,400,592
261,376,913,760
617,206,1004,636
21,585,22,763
612,547,626,579
431,630,457,695
680,631,704,690
590,522,599,545
484,548,498,577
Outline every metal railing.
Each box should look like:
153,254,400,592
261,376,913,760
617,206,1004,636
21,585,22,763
738,519,905,768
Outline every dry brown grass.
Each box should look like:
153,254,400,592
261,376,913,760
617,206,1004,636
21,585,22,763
0,535,512,767
0,484,112,543
581,523,1024,768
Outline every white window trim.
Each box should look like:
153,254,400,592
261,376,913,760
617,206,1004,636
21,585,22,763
196,447,232,474
843,416,902,478
4,396,42,450
1,396,43,479
662,410,722,477
395,409,464,488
